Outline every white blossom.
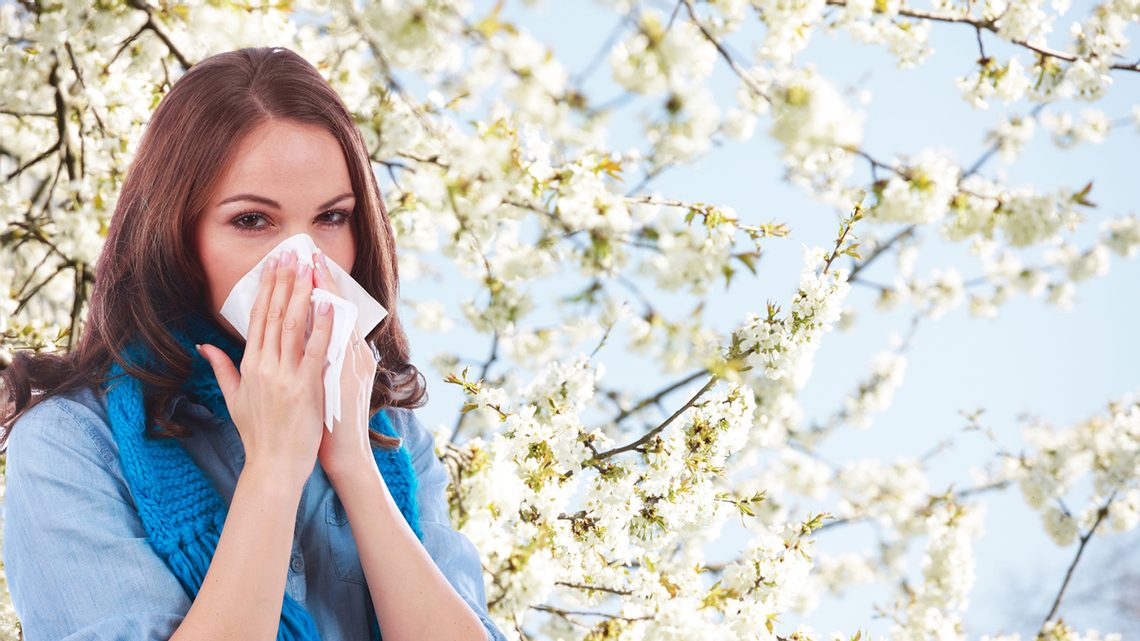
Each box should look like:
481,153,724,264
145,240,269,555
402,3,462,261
869,150,961,224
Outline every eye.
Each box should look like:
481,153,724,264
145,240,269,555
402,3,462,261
229,211,269,232
229,208,354,233
321,209,353,227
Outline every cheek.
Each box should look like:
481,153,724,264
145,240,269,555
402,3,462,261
322,238,356,275
195,232,248,310
333,250,355,275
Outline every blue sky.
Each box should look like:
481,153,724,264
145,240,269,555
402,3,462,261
383,1,1140,637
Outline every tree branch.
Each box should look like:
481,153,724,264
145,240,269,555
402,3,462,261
1040,493,1117,631
824,0,1140,72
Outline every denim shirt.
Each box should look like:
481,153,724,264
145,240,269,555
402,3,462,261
1,385,506,641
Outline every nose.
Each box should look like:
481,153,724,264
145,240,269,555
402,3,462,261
262,233,327,267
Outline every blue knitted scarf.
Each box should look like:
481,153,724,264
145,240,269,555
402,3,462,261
99,310,421,640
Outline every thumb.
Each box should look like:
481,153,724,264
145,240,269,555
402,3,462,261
195,343,240,401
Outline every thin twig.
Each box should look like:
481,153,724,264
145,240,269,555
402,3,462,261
611,368,708,426
1040,493,1117,629
824,0,1140,72
126,0,192,69
681,0,772,103
450,331,500,443
594,374,718,460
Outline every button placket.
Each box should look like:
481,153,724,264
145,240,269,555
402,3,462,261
326,494,367,585
285,547,308,603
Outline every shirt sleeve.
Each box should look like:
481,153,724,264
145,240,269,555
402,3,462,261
2,396,191,641
394,408,507,641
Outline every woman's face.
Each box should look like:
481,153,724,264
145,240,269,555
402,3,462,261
195,119,357,341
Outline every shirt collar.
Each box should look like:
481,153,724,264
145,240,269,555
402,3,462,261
164,392,217,422
162,392,188,421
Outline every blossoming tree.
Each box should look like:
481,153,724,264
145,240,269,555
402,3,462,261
1,1,1137,640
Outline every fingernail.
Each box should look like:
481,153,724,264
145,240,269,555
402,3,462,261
267,257,278,270
194,343,204,355
319,300,332,315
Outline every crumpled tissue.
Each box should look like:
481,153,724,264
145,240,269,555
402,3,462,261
219,232,388,432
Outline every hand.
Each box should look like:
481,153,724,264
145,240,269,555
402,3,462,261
311,251,382,481
197,251,334,489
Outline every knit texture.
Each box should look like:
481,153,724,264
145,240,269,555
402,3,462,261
99,310,421,640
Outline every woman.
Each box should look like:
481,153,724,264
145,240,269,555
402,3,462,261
1,46,505,641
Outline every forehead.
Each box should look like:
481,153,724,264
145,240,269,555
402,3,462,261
214,120,352,200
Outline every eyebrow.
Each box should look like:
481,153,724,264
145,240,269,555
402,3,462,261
216,191,355,211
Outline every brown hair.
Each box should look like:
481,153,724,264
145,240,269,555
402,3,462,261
1,46,427,450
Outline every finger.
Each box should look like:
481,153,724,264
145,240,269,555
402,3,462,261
281,260,313,370
350,326,368,366
351,327,368,374
360,333,377,369
351,324,377,367
344,329,360,379
246,255,278,357
349,324,361,353
196,343,239,402
354,330,378,384
303,298,335,377
313,250,339,296
362,336,379,375
263,251,297,365
364,331,380,365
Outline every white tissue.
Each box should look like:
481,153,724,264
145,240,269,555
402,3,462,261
219,233,389,432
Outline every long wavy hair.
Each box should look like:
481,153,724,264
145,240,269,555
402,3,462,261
1,46,427,450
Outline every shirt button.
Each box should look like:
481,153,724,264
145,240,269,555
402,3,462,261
290,553,304,573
